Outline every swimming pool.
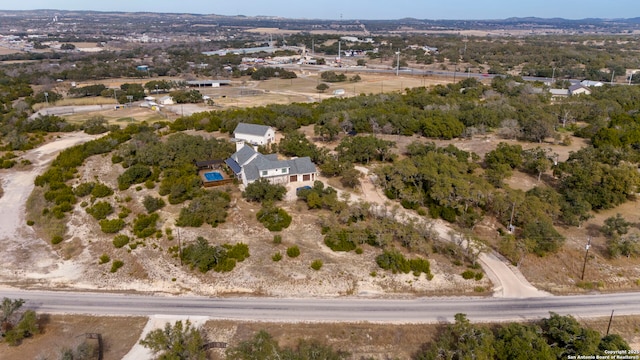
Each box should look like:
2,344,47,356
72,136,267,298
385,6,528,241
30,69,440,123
204,171,224,181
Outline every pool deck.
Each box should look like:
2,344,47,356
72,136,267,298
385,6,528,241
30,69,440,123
199,169,235,188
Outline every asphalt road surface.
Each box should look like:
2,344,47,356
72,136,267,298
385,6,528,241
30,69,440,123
2,289,638,323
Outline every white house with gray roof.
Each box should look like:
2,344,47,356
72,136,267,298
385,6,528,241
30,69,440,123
233,122,275,146
225,142,317,186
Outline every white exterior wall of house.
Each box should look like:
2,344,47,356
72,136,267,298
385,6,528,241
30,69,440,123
259,167,290,178
235,132,270,145
264,175,289,185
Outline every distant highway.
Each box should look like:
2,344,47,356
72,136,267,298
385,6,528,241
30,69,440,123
2,289,639,323
282,63,585,85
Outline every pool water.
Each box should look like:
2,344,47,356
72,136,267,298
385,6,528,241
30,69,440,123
204,171,224,181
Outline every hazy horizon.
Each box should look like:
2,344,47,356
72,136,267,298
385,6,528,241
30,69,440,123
1,0,637,21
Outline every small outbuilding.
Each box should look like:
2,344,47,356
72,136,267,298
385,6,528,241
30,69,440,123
233,123,276,146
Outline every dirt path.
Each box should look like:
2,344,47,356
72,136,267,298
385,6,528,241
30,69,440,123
353,166,550,298
0,132,99,284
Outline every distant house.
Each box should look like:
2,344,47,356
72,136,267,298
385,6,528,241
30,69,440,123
158,96,174,105
233,123,275,146
225,142,317,186
549,88,570,98
569,84,592,96
580,80,604,87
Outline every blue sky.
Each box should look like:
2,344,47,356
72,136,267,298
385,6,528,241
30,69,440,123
2,1,637,20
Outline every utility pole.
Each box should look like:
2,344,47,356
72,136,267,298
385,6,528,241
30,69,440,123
611,70,615,85
581,237,591,281
44,92,48,106
508,202,516,233
395,50,400,76
606,309,614,336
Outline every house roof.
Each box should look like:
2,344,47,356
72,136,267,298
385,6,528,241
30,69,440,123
227,145,316,183
224,158,242,174
231,145,257,166
569,84,591,94
549,89,569,96
289,157,316,175
234,123,272,137
159,96,172,102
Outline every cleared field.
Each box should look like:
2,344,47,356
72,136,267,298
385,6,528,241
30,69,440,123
0,315,147,360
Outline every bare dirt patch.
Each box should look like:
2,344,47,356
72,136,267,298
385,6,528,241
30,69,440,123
0,315,147,360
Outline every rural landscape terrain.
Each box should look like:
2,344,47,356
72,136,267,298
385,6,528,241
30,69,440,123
0,8,640,360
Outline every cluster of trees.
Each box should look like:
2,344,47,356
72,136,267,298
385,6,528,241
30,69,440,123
600,214,640,258
181,236,249,273
250,67,297,80
35,128,133,222
297,181,441,272
140,312,631,360
375,249,432,277
176,190,231,228
0,298,39,346
417,312,630,359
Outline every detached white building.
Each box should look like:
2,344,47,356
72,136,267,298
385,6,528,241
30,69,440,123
158,96,174,105
233,123,275,146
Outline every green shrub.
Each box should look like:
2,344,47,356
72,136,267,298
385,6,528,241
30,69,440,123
226,242,250,262
110,260,124,273
118,207,131,219
142,195,165,213
376,249,432,277
113,235,130,248
355,247,363,254
117,164,152,190
256,205,292,231
98,254,110,264
273,234,282,244
474,272,484,281
324,229,357,252
144,179,156,189
180,237,246,273
91,183,114,198
272,252,283,262
74,182,95,197
86,201,114,220
133,213,159,238
176,190,230,227
51,235,63,245
461,270,476,280
26,220,34,226
214,258,236,272
99,218,126,233
311,259,323,271
286,245,300,258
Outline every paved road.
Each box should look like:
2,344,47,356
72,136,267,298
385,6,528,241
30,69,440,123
1,289,637,323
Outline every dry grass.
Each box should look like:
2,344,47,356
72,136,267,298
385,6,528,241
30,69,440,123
204,320,441,360
25,186,67,241
35,97,118,109
61,106,171,126
0,315,147,360
0,47,22,55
